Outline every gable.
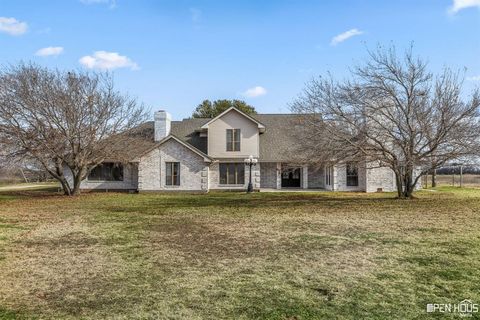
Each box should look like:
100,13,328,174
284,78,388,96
137,135,212,162
206,109,260,158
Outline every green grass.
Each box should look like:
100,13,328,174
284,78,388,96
0,187,480,319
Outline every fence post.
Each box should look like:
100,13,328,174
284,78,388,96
460,165,463,188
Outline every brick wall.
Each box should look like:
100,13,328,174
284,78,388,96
365,163,396,192
334,162,366,192
138,139,208,191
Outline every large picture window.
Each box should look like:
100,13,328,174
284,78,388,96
88,163,124,181
166,162,180,186
219,163,244,185
226,129,241,151
346,163,359,186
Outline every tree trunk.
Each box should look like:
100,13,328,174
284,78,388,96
394,171,404,199
431,169,436,188
71,176,82,196
60,178,72,196
52,160,73,196
71,167,87,196
402,166,415,198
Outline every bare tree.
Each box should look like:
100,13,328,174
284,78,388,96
0,63,148,195
291,46,480,198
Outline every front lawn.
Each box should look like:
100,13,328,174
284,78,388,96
0,187,479,319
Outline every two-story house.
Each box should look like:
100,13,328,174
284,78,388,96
66,107,398,192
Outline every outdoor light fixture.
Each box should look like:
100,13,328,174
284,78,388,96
244,155,258,193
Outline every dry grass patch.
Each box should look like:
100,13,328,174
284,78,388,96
0,187,479,319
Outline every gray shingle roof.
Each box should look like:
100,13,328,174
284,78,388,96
170,118,210,153
252,114,303,161
123,114,304,162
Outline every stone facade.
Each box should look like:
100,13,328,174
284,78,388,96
138,139,209,191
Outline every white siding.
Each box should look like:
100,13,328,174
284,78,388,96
207,109,260,159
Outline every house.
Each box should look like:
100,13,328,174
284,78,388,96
65,107,398,192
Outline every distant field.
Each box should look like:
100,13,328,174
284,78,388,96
0,186,480,319
422,174,480,188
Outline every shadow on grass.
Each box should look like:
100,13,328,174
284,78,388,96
0,188,62,200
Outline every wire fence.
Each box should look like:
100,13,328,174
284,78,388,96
422,174,480,188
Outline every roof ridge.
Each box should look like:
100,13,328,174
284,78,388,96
254,113,302,115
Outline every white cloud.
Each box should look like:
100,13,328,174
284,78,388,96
80,0,116,9
190,8,202,23
79,51,138,70
35,46,64,57
0,17,28,36
330,28,363,46
449,0,480,13
242,86,267,98
467,75,480,81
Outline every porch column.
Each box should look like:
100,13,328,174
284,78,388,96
302,166,308,189
276,162,282,189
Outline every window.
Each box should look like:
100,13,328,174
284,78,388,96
325,166,332,186
226,129,241,151
219,163,244,185
166,162,180,186
88,163,124,181
346,163,359,186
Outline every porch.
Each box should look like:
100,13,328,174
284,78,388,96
259,162,326,190
259,188,327,192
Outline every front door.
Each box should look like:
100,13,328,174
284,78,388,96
281,168,301,188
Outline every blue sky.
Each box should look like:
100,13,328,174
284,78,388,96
1,0,479,119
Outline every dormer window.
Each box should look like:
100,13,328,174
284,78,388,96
226,129,241,151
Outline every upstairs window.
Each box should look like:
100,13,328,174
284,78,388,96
88,163,124,181
346,163,359,186
166,162,180,186
226,129,241,151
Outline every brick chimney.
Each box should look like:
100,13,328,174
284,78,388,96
154,110,171,141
